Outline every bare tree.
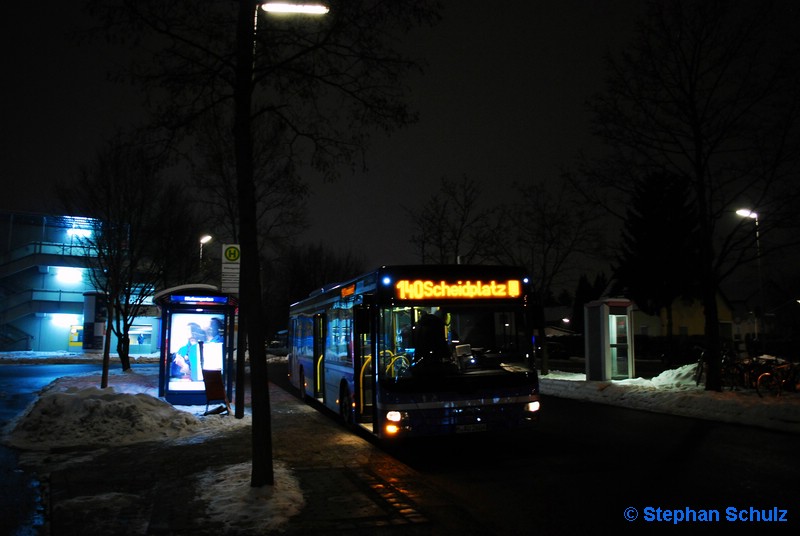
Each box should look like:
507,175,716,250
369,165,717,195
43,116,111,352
407,175,486,264
486,180,605,374
272,241,367,324
58,131,200,387
84,0,442,487
190,115,309,256
573,0,800,390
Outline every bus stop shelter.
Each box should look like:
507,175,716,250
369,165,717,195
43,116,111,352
154,284,237,406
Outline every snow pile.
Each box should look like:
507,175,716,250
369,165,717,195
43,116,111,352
5,386,203,450
539,363,800,433
198,461,305,533
0,368,303,534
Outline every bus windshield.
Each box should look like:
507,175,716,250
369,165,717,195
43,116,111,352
378,305,533,381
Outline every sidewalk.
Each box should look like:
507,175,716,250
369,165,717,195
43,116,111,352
41,382,490,536
7,353,800,534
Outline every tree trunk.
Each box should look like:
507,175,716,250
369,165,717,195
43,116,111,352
117,333,132,371
702,282,722,392
665,305,675,367
536,300,549,376
101,315,112,389
235,0,274,488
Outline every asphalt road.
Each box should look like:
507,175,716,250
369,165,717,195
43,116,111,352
0,363,158,535
1,364,111,535
375,397,800,533
267,361,800,533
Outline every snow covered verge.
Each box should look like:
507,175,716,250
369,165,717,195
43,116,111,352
0,364,302,534
539,363,800,434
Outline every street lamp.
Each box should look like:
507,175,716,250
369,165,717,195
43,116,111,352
736,209,764,342
233,0,329,482
199,234,212,261
261,2,329,14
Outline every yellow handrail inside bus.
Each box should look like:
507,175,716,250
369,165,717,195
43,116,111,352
379,349,393,374
316,354,323,393
385,355,409,377
359,355,372,413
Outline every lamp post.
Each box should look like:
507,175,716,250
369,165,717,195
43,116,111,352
199,234,213,261
234,0,328,486
736,209,764,342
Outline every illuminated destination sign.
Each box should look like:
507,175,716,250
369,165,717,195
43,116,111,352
340,284,355,298
394,279,522,300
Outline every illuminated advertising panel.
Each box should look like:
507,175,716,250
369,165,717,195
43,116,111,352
167,312,226,393
394,279,522,300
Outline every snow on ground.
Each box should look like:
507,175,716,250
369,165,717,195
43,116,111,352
6,385,203,449
541,364,800,434
1,352,799,532
0,353,301,533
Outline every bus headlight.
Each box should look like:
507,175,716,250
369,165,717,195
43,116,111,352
386,410,402,422
525,401,541,413
384,410,406,436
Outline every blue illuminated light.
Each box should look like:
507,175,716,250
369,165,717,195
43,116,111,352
170,295,228,305
382,276,392,286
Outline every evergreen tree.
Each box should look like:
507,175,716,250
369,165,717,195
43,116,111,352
575,1,800,390
614,172,700,363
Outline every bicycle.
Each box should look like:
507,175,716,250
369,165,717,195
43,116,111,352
694,345,742,389
756,359,800,397
693,346,707,386
725,354,774,391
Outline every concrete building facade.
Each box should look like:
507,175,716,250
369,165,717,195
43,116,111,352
0,212,158,353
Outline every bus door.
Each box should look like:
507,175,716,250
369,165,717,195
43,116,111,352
312,313,326,400
353,304,374,424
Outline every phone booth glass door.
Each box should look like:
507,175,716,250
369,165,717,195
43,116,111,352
608,313,629,379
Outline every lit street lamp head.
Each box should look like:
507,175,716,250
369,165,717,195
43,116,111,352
199,235,212,261
261,2,329,14
736,208,758,220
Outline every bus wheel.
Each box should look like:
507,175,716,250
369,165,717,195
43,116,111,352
339,385,353,426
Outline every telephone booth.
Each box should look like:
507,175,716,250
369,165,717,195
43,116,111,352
155,284,238,406
584,298,635,381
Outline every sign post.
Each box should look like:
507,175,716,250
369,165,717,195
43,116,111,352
221,244,241,295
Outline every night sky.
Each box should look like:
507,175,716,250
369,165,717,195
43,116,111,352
2,1,642,268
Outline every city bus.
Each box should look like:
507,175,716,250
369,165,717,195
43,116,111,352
287,265,541,438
